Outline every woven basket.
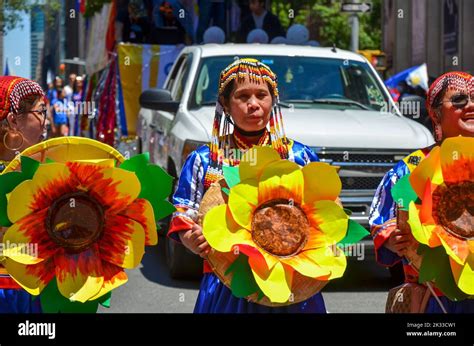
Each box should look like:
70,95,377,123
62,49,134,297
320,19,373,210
199,179,329,306
397,209,422,270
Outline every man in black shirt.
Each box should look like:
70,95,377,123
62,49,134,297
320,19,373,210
238,0,285,43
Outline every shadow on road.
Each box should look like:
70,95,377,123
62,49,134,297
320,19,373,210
140,237,402,293
324,257,400,292
139,236,201,290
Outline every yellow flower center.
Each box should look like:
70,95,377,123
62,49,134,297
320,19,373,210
251,199,309,257
433,182,474,239
46,192,104,253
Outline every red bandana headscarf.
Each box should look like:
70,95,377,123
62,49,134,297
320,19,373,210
0,76,45,121
426,71,474,120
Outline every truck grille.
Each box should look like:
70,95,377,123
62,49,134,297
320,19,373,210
312,148,413,191
340,176,383,190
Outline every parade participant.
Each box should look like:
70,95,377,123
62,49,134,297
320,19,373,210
52,88,69,137
369,71,474,313
0,76,46,313
238,0,284,43
168,58,327,313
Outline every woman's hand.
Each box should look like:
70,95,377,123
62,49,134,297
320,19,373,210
178,223,211,258
384,227,417,257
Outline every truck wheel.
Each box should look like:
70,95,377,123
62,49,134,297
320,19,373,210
165,236,203,280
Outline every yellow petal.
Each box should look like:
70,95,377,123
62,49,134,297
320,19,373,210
308,200,348,244
116,219,146,269
302,162,341,204
2,223,42,264
240,146,280,182
252,261,292,303
258,160,304,205
228,180,258,229
142,199,158,246
101,167,141,202
55,250,104,303
88,266,129,301
469,241,474,253
280,249,331,278
2,258,48,295
303,246,347,280
202,204,253,252
450,255,474,295
7,180,36,224
440,136,474,184
438,231,465,266
407,201,430,245
8,163,72,223
302,228,328,251
67,276,105,303
440,136,474,166
409,146,443,198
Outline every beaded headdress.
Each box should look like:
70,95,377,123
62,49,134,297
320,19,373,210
209,58,288,169
426,71,474,119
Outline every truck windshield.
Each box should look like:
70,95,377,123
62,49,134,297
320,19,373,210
190,56,390,112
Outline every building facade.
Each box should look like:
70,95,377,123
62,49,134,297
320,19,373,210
383,0,474,78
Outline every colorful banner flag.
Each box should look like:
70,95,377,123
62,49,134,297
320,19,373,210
117,43,183,135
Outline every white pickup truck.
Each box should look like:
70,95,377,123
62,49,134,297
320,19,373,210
137,44,434,279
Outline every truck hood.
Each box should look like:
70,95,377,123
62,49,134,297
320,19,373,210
189,107,434,149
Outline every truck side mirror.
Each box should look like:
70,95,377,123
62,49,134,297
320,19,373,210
139,89,180,113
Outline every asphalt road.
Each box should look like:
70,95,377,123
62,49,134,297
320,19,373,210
98,236,398,313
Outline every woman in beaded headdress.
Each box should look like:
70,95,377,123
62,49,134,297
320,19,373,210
369,71,474,313
0,76,46,312
167,58,328,313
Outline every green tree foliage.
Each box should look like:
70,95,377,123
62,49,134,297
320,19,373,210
271,0,381,50
0,0,110,33
0,0,61,33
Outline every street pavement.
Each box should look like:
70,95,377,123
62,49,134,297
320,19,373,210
98,236,397,313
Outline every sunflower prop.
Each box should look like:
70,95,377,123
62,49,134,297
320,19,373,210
0,137,174,312
201,146,368,305
392,136,474,300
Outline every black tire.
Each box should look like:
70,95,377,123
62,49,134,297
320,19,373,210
165,236,203,280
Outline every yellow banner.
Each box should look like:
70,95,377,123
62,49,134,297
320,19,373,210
117,43,183,135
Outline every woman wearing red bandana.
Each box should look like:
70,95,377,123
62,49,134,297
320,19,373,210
369,71,474,313
0,76,46,312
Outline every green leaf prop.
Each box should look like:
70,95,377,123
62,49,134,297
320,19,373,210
225,254,264,299
391,173,419,211
120,153,176,222
39,279,112,313
0,156,40,226
222,166,240,189
417,245,470,301
339,219,369,246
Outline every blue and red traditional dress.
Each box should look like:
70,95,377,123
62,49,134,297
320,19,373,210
369,148,474,313
168,135,327,313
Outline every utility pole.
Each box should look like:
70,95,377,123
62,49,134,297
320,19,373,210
341,0,371,52
350,11,359,52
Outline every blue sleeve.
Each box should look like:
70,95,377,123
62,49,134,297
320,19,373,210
369,162,410,266
168,146,209,241
290,140,320,165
